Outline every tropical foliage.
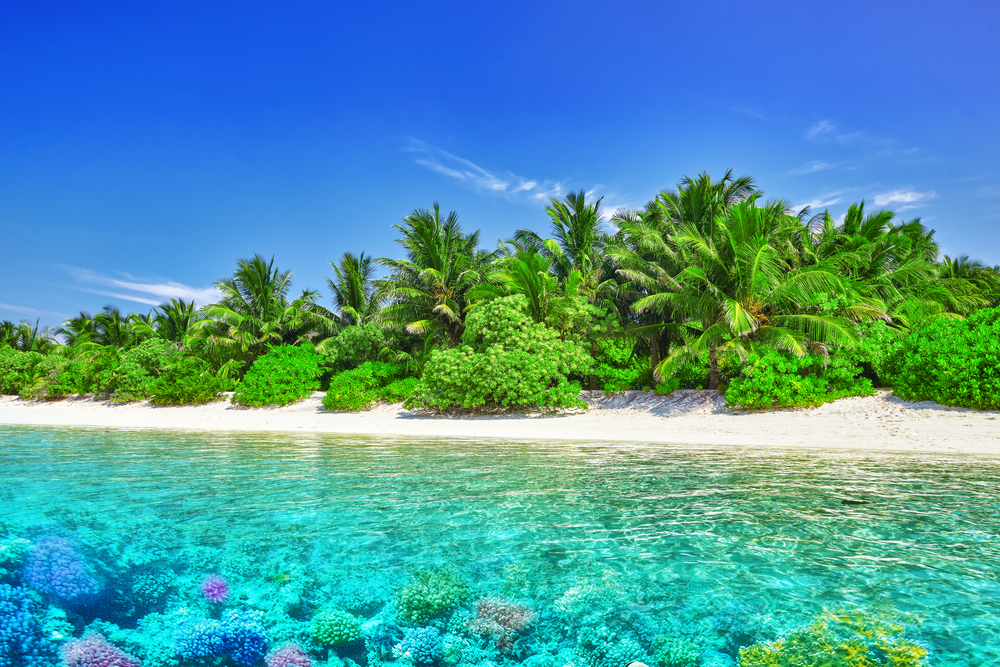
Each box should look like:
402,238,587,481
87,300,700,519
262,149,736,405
5,171,999,412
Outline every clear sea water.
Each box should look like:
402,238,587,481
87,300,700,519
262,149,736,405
2,425,999,667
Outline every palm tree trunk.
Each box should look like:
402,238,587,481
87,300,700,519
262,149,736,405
708,346,720,391
649,331,660,374
589,374,598,391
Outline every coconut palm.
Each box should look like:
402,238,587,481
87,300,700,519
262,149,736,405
154,299,199,343
194,254,335,367
640,198,881,390
9,319,59,354
470,246,584,325
378,204,495,345
512,191,615,302
327,252,386,326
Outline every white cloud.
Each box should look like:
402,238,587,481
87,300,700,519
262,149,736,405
405,138,566,203
791,191,845,212
872,189,937,207
64,267,221,308
806,120,836,139
0,303,67,319
786,161,835,176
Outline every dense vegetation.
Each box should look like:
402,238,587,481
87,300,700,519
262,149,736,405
3,171,999,411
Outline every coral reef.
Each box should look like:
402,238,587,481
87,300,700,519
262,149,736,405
0,584,59,667
23,537,99,602
651,636,700,667
200,575,229,604
311,609,362,646
467,597,534,653
222,610,269,667
266,643,314,667
395,569,470,625
396,627,442,665
62,633,140,667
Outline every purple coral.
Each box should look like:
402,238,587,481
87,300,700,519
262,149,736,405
23,536,99,601
265,643,313,667
200,576,229,604
62,633,140,667
0,583,59,667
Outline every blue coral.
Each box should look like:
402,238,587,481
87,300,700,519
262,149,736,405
0,584,58,667
175,611,268,666
222,610,268,667
23,536,98,602
397,627,442,665
175,618,226,660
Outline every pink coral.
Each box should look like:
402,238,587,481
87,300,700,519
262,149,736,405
468,597,534,653
62,633,140,667
200,575,229,604
265,643,313,667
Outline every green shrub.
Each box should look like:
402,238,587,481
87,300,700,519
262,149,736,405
232,345,322,406
592,338,646,393
108,339,178,402
322,361,405,411
405,296,591,411
18,356,85,400
320,323,396,374
725,350,873,410
880,306,1000,409
380,377,419,403
0,348,43,395
148,358,223,405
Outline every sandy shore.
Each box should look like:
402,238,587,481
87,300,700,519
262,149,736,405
2,389,999,454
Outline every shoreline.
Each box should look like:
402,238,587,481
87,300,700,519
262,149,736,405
0,391,1000,455
2,389,999,454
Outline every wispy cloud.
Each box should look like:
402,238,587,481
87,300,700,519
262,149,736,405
806,120,836,140
872,189,937,208
792,191,846,212
0,303,68,319
64,267,220,308
975,185,1000,198
733,105,765,121
406,138,566,202
786,161,835,176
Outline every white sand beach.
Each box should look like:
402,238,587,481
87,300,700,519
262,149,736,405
1,389,998,454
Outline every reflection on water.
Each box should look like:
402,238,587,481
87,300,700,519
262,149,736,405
1,426,998,666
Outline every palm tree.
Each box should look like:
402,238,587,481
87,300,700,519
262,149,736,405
641,198,880,390
513,191,615,301
378,204,495,345
58,311,97,348
10,320,59,354
154,299,199,343
327,252,386,326
194,254,335,367
470,246,584,325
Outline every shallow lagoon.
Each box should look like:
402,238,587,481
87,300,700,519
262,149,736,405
1,426,999,666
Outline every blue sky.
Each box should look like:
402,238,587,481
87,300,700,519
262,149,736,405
2,1,999,327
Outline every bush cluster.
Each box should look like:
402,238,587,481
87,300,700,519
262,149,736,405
232,345,322,407
405,296,591,411
592,338,646,393
724,350,874,410
881,306,1000,409
322,362,415,411
148,358,223,405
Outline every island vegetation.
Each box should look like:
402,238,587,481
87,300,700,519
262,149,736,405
3,171,1000,412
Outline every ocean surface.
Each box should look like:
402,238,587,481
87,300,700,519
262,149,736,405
1,426,998,667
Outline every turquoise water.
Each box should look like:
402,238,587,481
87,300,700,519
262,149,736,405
2,426,999,667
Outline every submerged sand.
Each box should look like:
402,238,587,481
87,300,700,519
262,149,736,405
1,389,998,454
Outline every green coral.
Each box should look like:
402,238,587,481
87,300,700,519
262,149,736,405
311,608,363,645
652,636,701,667
395,567,471,624
738,609,928,667
0,537,31,577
